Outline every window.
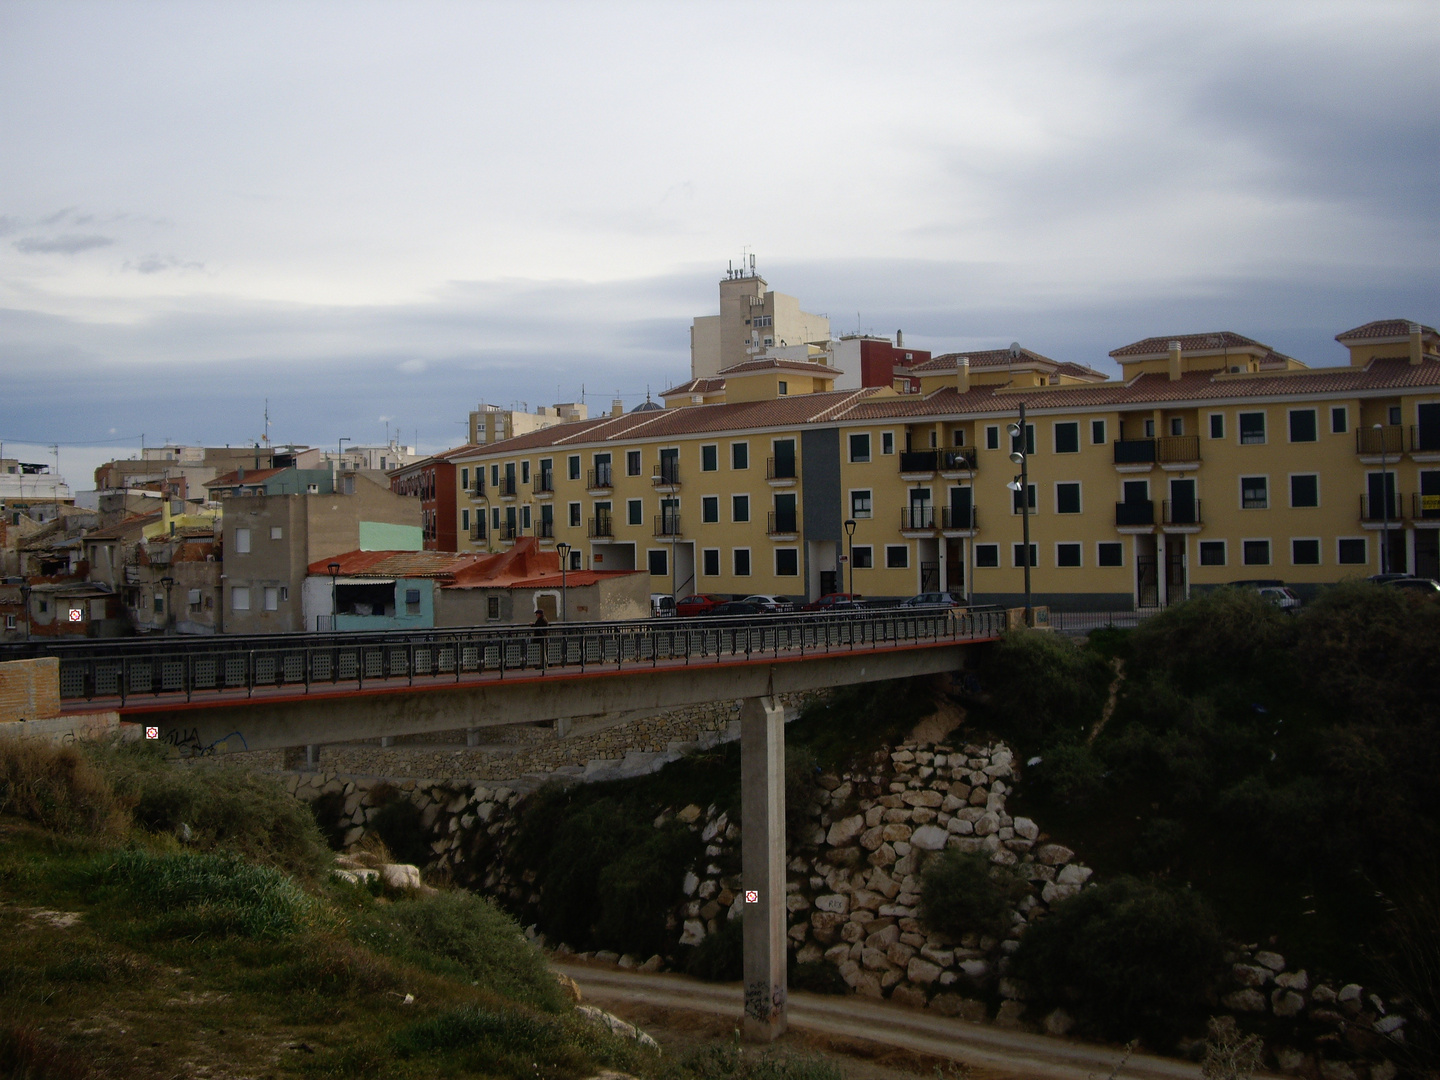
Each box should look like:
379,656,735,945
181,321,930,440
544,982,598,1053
491,464,499,486
1091,419,1107,445
234,528,250,554
1097,542,1123,567
850,490,872,519
1337,538,1367,565
777,380,788,395
648,549,668,576
1012,543,1038,567
568,455,581,480
1056,482,1081,514
849,433,871,462
1241,476,1269,509
626,450,641,477
732,494,750,522
1169,417,1184,436
775,549,799,576
1010,424,1036,455
1330,407,1348,434
493,507,502,529
1242,540,1271,566
701,445,718,472
734,549,751,576
1209,413,1225,440
522,505,531,529
881,432,894,455
952,428,966,446
568,502,581,528
1054,422,1079,454
975,544,999,568
1289,409,1317,443
1239,411,1266,444
4,615,14,631
486,596,501,621
852,546,873,569
731,442,749,470
1292,539,1320,565
153,593,164,614
1290,474,1319,508
231,586,251,611
702,548,720,576
270,526,283,540
885,544,909,569
627,499,643,526
1056,543,1081,567
460,468,469,491
1012,483,1037,513
188,588,202,612
461,508,470,531
405,587,422,615
569,550,582,570
701,496,719,523
521,460,530,484
1389,405,1402,425
1199,541,1226,566
985,426,999,450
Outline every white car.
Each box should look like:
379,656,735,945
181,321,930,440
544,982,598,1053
1256,586,1301,611
741,594,796,614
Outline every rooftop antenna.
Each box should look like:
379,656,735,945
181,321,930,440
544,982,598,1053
263,399,271,446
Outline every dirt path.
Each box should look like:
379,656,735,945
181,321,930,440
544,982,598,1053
555,963,1224,1080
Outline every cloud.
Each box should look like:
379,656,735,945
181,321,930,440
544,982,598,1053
124,254,205,274
13,234,115,255
396,358,428,375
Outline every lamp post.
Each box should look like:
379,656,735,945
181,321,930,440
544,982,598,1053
843,518,857,597
160,575,174,634
1007,395,1032,626
555,541,570,622
327,561,341,632
1375,423,1391,575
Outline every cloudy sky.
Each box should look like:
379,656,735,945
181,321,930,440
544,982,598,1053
2,1,1436,489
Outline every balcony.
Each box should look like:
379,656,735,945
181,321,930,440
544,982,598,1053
900,506,937,536
587,467,613,493
536,518,555,539
469,523,485,541
1412,425,1440,461
1357,425,1404,462
1113,439,1156,466
654,512,683,538
1162,499,1203,530
941,506,978,533
469,477,486,498
1157,435,1200,466
497,476,518,499
588,513,614,539
766,457,797,486
652,462,681,491
766,511,799,539
1115,500,1155,528
532,471,554,498
1415,492,1440,521
938,447,978,476
899,450,938,478
1361,494,1405,525
1114,436,1199,470
498,521,517,541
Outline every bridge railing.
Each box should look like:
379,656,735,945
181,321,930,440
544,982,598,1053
7,608,1008,706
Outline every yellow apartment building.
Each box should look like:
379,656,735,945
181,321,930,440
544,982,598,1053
448,319,1440,610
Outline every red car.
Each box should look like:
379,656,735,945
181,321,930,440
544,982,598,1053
675,593,728,617
802,592,862,612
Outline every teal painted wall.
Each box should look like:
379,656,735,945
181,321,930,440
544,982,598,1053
335,578,434,631
359,521,423,551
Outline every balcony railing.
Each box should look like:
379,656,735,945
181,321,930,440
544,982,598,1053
766,511,798,536
939,447,978,472
532,472,554,496
498,476,518,497
1415,492,1440,519
498,521,517,541
654,513,683,537
1357,426,1404,456
899,450,938,473
537,518,554,539
900,506,936,530
1361,494,1405,523
766,457,797,481
1157,435,1200,463
1162,499,1203,526
469,524,485,541
1113,439,1157,465
1414,425,1440,453
587,466,613,490
1115,500,1155,526
942,506,977,530
652,462,681,487
588,513,613,538
469,477,486,498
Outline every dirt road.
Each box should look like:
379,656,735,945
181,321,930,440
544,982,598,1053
555,963,1217,1080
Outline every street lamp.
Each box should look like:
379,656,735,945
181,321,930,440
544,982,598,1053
1375,423,1391,575
843,518,857,597
327,561,341,632
555,541,570,622
1007,394,1032,627
160,575,174,634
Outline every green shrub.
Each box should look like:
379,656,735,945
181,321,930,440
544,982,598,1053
1129,817,1187,872
352,891,563,1011
685,917,743,982
977,630,1111,748
1027,740,1108,808
919,849,1027,938
75,849,314,940
0,737,128,837
788,679,937,768
1126,588,1296,699
595,822,699,957
684,1039,844,1080
789,960,848,996
364,794,432,867
1013,876,1224,1046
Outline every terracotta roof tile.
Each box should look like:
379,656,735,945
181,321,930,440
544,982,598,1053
910,347,1058,372
204,467,288,488
1335,319,1438,342
717,357,842,377
662,377,727,397
1108,332,1266,359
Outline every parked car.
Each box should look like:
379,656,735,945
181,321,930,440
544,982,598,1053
1256,586,1301,611
675,593,728,617
1381,576,1440,596
650,594,675,617
1368,573,1415,585
741,594,796,614
899,591,965,610
708,600,768,617
802,592,861,612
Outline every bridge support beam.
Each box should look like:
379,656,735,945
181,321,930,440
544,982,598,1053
740,695,787,1042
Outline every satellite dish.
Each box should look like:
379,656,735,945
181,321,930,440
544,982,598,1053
1008,342,1022,361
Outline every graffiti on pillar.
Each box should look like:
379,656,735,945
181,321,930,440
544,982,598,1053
744,980,786,1021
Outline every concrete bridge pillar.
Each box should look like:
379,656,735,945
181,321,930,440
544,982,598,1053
304,744,319,769
466,728,481,747
379,736,395,747
740,694,787,1041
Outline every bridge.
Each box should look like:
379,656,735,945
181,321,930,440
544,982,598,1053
2,606,1008,1041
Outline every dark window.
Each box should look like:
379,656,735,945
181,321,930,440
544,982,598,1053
733,549,751,576
1242,540,1271,566
1010,424,1036,455
1056,543,1081,567
702,496,719,523
1056,482,1081,514
850,490,872,518
775,549,799,576
985,426,999,450
852,546,873,569
731,443,749,470
1012,483,1037,513
521,460,530,484
732,494,749,522
1094,542,1122,567
1239,412,1266,444
1292,539,1320,565
1013,543,1038,567
1337,538,1366,565
1091,419,1107,445
568,503,580,527
885,544,909,569
975,544,999,568
1241,476,1268,509
702,548,720,576
1289,410,1317,442
881,432,894,455
568,455,580,480
1290,474,1319,508
1054,422,1079,454
701,445,718,472
627,450,642,476
1199,541,1226,565
1389,405,1402,425
648,549,668,576
849,433,871,462
627,499,643,526
1209,414,1225,439
1330,407,1347,434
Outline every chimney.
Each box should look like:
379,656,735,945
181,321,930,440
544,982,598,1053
956,356,970,394
1168,340,1182,382
896,329,904,348
1410,322,1424,366
611,398,624,417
